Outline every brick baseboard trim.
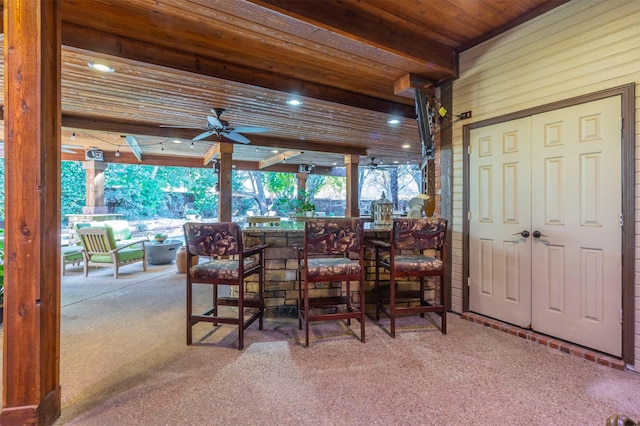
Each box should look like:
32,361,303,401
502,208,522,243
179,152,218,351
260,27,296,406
460,312,626,371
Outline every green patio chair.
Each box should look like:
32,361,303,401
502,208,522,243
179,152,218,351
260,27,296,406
77,226,147,279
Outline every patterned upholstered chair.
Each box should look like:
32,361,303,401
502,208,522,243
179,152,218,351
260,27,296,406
295,218,365,347
183,222,268,350
372,217,447,337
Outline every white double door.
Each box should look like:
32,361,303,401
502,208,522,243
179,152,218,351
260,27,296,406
469,96,622,357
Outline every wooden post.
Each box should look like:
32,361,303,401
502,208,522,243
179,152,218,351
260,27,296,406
2,1,62,425
296,172,307,194
218,143,233,222
344,154,360,217
82,160,109,214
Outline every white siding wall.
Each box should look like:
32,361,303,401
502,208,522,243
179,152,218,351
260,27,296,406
451,0,640,367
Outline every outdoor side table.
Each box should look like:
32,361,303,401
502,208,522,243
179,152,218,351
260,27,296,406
145,239,183,265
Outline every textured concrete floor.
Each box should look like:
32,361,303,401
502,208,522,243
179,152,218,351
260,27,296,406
1,261,639,425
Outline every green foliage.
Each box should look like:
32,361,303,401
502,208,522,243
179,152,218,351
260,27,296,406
0,229,4,301
61,161,87,222
262,172,296,199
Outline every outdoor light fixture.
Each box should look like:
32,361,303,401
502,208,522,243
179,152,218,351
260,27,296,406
87,62,115,73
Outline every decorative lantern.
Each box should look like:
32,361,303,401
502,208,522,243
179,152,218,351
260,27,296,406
373,192,393,226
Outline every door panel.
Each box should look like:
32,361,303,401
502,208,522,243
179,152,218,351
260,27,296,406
469,96,622,357
469,118,532,327
531,97,621,356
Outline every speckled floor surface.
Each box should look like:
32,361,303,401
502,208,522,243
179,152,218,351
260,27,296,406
1,262,639,425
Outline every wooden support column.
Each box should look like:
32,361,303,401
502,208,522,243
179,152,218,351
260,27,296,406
2,1,62,425
296,172,308,194
82,160,108,214
218,143,233,222
344,154,360,217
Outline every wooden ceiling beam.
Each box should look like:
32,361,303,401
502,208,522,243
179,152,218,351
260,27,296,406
58,151,344,176
246,0,456,76
60,23,416,118
61,114,369,156
259,151,302,169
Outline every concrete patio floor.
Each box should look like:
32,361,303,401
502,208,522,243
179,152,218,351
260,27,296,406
1,260,639,425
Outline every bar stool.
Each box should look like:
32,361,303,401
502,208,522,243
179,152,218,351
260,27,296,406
183,222,268,350
372,217,447,337
295,218,366,347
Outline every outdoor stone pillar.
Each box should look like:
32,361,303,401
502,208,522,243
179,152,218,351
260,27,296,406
344,154,360,217
82,160,108,214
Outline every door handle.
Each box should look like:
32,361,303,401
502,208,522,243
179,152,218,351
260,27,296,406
532,230,547,239
512,230,530,238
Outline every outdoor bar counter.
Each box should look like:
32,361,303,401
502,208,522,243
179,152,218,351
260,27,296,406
241,219,436,317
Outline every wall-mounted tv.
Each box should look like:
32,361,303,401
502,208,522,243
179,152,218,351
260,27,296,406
415,88,435,167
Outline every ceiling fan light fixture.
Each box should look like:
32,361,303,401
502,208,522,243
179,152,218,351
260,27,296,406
88,62,115,73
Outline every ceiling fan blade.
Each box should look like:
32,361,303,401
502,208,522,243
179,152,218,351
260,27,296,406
193,130,215,141
228,126,267,134
159,124,205,129
222,131,250,144
207,115,223,128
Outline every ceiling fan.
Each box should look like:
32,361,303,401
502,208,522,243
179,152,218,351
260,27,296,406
161,108,267,144
366,157,392,169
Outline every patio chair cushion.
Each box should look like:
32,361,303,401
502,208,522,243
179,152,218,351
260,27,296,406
189,258,258,280
89,247,145,263
305,257,362,278
379,253,443,273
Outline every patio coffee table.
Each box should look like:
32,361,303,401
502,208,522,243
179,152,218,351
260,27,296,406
145,239,183,265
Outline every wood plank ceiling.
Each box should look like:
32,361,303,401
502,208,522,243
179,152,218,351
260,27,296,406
0,0,568,171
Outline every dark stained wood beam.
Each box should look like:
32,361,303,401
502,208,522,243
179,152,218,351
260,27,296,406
60,23,416,119
2,0,62,424
247,0,456,76
61,114,370,156
60,152,345,176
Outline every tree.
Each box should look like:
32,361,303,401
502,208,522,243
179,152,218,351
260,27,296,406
61,161,86,222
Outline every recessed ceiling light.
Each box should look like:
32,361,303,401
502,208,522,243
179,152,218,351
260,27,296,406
172,139,182,144
393,160,399,164
88,62,115,73
387,118,400,125
272,149,279,153
286,99,303,106
401,143,411,149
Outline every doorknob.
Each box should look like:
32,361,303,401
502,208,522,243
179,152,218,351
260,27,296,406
532,230,547,238
512,230,530,238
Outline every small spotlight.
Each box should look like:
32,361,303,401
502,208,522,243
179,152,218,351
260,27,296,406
401,143,411,149
87,62,115,73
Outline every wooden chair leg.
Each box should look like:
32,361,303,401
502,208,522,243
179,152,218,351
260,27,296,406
238,282,244,351
390,276,396,338
360,278,365,343
186,279,193,345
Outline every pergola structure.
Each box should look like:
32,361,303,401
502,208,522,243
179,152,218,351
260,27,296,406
1,1,570,423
